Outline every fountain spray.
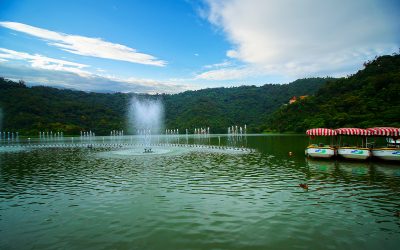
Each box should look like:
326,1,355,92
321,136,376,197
128,97,164,153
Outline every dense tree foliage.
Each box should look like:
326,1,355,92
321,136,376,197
269,54,400,132
0,77,328,135
3,54,397,136
163,78,329,133
0,78,130,135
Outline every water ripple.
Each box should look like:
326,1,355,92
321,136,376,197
0,146,399,249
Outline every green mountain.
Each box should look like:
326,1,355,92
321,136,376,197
0,80,130,135
0,77,329,135
3,53,398,136
163,78,330,133
268,54,400,132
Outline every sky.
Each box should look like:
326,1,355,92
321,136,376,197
0,0,399,93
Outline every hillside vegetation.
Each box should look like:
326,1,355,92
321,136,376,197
269,54,400,132
0,77,328,135
163,78,329,133
2,53,398,135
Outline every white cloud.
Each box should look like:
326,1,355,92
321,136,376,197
0,21,166,66
0,48,90,76
226,49,238,59
0,63,194,94
0,48,193,93
203,60,232,69
196,66,257,80
104,75,196,93
204,0,400,78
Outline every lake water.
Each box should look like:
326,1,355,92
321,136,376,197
1,135,399,249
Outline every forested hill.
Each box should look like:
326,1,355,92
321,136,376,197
163,78,330,133
3,53,398,136
269,54,400,132
0,77,329,135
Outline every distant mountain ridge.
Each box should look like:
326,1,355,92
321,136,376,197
0,77,330,135
3,54,397,136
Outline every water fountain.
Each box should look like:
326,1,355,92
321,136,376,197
0,97,253,156
128,97,164,153
228,124,247,148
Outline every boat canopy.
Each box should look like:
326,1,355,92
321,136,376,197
367,127,400,137
306,128,337,136
335,128,370,136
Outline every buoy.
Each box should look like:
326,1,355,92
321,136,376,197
289,151,293,156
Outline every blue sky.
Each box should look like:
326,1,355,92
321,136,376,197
0,0,399,93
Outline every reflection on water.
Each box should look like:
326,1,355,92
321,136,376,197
0,135,399,250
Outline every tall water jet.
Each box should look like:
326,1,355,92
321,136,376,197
128,97,164,152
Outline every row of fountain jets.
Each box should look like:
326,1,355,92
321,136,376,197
1,125,248,148
2,126,246,138
39,131,64,139
0,131,19,141
103,125,246,136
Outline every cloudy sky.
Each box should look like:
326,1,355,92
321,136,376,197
0,0,399,93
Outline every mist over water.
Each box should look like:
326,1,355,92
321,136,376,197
128,97,164,134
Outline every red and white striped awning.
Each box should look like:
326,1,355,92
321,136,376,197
367,127,400,137
306,128,337,136
335,128,370,136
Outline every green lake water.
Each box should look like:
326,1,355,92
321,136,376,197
1,135,399,249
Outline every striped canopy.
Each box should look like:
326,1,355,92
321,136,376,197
367,127,400,137
306,128,337,136
335,128,370,136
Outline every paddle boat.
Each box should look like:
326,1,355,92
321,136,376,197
367,127,400,161
305,128,336,158
335,128,371,160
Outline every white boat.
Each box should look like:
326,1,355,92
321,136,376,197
371,148,400,161
306,146,336,158
337,147,370,160
367,127,400,162
334,128,372,160
305,128,337,159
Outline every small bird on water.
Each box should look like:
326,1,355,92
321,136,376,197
395,211,400,217
299,183,308,190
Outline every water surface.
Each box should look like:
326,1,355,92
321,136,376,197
1,135,399,249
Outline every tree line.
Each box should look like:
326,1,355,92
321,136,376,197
3,53,397,136
0,76,329,135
